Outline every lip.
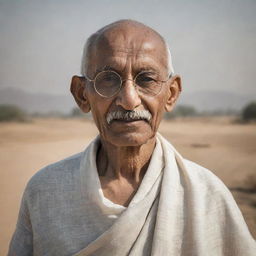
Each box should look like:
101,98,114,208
109,119,149,126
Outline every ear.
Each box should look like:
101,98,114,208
164,75,182,112
70,75,91,113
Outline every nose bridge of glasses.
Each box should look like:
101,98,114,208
121,77,137,88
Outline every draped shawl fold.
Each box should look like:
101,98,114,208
74,134,256,256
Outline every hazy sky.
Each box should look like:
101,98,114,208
0,0,255,96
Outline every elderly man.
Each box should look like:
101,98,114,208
8,20,255,256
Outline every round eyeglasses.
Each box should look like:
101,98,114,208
85,70,172,98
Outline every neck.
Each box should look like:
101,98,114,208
97,137,156,185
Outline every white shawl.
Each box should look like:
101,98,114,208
74,134,256,256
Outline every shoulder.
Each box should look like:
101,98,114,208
24,152,83,196
182,159,256,246
181,158,240,213
182,158,236,203
159,133,230,194
182,159,229,192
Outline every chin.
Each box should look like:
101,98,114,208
104,131,155,147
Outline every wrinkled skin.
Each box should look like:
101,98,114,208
71,21,181,206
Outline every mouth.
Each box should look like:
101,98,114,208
109,118,150,130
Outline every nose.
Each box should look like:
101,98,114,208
115,79,141,110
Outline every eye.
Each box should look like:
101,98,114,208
102,73,117,81
96,71,120,87
135,73,157,86
140,76,154,82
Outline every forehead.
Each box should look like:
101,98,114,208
89,25,168,74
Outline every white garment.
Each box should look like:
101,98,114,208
8,134,256,256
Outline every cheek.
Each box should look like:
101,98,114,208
146,96,167,131
91,106,106,126
89,98,112,134
151,109,164,132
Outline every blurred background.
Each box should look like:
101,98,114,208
0,0,256,254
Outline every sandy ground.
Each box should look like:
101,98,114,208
1,117,255,255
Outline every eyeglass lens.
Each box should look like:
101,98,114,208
94,71,120,97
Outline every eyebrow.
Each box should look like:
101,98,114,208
95,65,118,74
95,65,160,76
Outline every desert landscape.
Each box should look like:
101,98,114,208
0,117,255,255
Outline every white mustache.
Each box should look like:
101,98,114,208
106,110,152,124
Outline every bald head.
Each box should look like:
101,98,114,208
81,20,174,77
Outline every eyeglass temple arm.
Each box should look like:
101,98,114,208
160,72,173,83
84,75,94,82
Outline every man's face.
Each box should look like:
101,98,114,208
83,26,176,147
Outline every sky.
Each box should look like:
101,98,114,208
0,0,255,96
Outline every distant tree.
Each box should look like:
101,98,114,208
175,105,197,117
0,104,27,122
70,107,83,117
69,107,93,120
242,101,256,121
164,105,197,119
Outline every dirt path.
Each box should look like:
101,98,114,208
1,117,255,255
